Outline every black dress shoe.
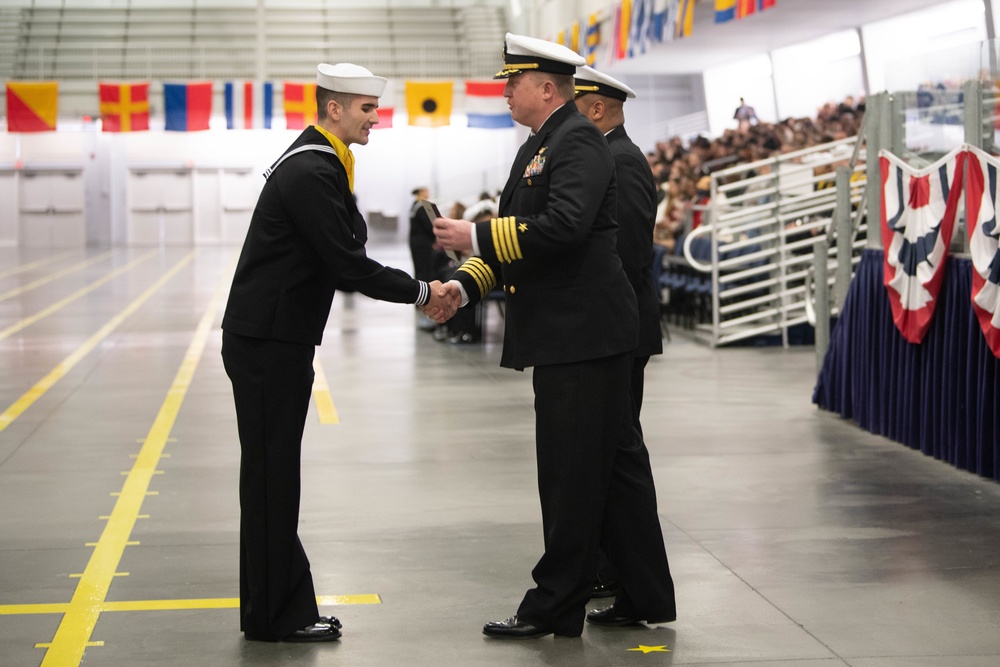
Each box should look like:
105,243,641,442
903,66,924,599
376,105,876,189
483,615,551,639
587,605,676,627
284,617,342,642
590,576,621,598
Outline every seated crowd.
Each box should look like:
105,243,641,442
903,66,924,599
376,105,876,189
648,95,865,253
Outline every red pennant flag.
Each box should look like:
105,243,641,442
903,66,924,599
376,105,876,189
164,82,212,131
99,82,150,132
737,0,756,18
283,82,317,130
6,81,58,132
375,107,394,129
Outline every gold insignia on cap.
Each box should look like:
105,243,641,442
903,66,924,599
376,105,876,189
494,63,540,78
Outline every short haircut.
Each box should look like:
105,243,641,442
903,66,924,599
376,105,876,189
547,73,576,103
316,87,357,120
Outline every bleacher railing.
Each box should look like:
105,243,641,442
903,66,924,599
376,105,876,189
669,134,868,347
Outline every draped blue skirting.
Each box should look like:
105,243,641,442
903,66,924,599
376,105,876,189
813,249,1000,480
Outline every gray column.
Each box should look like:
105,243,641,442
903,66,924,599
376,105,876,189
865,92,890,250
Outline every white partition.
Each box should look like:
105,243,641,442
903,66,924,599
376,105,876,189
18,168,86,248
0,170,17,247
186,167,261,245
127,167,194,246
219,168,260,245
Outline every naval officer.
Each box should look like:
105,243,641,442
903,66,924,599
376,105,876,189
574,65,676,617
433,34,676,638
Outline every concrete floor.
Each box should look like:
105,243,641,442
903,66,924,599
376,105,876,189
2,242,1000,667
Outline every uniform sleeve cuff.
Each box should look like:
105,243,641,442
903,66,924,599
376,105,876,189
415,281,430,306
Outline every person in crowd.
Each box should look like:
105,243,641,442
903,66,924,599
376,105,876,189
432,33,676,639
734,97,758,132
649,94,865,238
408,186,454,336
221,62,456,644
573,66,673,607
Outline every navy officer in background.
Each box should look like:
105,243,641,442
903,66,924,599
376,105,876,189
433,34,676,639
574,65,675,617
222,62,455,643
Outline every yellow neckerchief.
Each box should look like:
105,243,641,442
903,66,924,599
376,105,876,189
313,124,355,192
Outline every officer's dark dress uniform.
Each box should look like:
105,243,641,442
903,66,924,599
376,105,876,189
452,100,675,636
222,125,429,641
606,123,664,422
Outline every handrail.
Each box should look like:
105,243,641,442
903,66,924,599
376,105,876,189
682,225,714,272
664,130,868,347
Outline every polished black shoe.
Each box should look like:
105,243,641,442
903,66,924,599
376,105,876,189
483,615,551,639
284,617,342,642
589,576,621,598
587,605,675,627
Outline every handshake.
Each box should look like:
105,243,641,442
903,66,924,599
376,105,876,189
420,215,476,324
421,280,463,324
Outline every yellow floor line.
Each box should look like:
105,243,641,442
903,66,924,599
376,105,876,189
0,250,191,433
0,249,78,280
0,250,112,302
0,603,69,616
312,357,340,424
0,249,159,342
0,594,380,617
38,250,218,667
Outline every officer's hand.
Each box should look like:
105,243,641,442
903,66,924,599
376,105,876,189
433,217,474,253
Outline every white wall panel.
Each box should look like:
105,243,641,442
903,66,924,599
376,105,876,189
18,170,85,248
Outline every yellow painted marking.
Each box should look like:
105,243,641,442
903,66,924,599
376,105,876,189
0,251,112,302
135,438,175,443
1,594,379,618
0,249,77,279
103,598,240,612
312,357,340,424
0,249,159,342
0,603,67,616
627,645,671,653
316,594,381,606
37,252,220,667
101,594,381,612
0,251,192,432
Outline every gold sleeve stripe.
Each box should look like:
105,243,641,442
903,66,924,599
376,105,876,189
458,257,496,297
507,217,523,261
491,218,506,263
491,216,524,264
500,217,514,263
465,263,489,297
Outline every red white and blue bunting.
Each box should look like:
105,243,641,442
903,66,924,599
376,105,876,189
962,145,1000,358
879,146,966,344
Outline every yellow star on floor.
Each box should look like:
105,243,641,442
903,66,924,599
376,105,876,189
626,644,671,653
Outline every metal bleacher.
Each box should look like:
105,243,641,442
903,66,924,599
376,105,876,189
1,2,508,83
659,133,869,348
